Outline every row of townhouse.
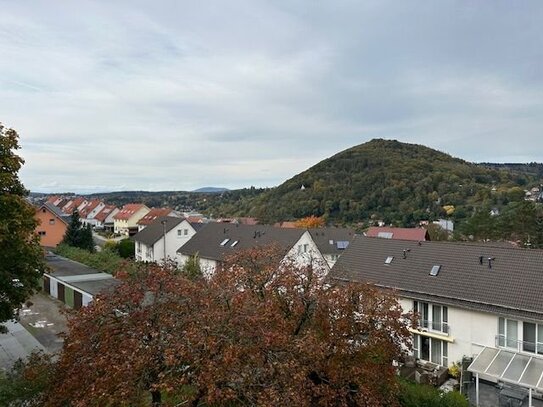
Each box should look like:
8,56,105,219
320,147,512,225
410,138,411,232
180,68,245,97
36,195,202,246
328,235,543,402
133,216,356,275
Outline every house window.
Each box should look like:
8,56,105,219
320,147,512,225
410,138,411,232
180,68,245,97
498,317,518,349
499,320,543,354
49,218,55,225
38,231,46,236
413,334,448,366
136,242,141,254
414,301,448,333
177,229,182,236
303,244,309,252
184,229,188,236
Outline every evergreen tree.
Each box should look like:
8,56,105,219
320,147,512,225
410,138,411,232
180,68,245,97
62,210,82,247
0,124,46,331
181,253,202,280
61,211,94,252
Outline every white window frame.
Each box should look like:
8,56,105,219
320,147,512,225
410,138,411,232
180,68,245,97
414,301,448,334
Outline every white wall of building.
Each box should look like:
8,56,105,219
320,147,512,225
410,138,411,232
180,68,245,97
398,296,537,373
136,220,198,266
285,231,330,274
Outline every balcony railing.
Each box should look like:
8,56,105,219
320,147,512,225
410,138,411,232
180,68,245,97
417,319,450,335
495,335,543,354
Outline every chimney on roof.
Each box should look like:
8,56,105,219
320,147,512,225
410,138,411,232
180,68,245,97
488,257,495,269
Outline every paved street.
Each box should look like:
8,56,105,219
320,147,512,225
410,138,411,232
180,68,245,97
0,320,45,372
0,293,68,372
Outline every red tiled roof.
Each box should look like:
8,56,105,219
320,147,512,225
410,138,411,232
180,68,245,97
237,217,259,225
114,204,146,220
46,195,59,204
186,215,204,223
94,205,117,222
63,197,85,214
79,200,102,218
274,221,298,229
365,227,429,241
137,208,174,225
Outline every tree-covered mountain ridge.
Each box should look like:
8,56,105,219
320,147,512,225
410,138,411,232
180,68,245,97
218,139,542,226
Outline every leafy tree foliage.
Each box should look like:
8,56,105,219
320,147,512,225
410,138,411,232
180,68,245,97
181,252,202,280
43,247,412,406
0,351,56,406
117,238,135,259
61,211,94,252
294,215,325,228
458,201,543,247
398,379,468,407
54,244,132,275
0,124,45,330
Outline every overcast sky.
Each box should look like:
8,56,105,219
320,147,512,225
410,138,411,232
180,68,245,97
2,1,543,193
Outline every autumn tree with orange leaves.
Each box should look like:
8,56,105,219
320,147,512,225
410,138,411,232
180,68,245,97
41,247,412,407
294,215,326,228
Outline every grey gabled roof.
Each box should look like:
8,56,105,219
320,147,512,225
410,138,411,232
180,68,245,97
133,216,186,246
329,236,543,321
41,202,71,224
308,227,356,255
177,223,305,261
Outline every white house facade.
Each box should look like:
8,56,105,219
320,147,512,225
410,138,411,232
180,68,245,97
330,235,543,382
134,217,202,265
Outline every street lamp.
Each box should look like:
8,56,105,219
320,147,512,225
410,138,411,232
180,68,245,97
161,219,167,263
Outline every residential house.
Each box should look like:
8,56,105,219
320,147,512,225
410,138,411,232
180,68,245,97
366,226,430,241
329,235,543,394
46,195,64,207
137,208,181,231
177,223,329,276
62,197,89,215
93,205,119,230
35,203,71,247
79,200,106,226
134,216,204,264
113,204,150,235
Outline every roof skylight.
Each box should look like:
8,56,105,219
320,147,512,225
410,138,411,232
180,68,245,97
220,238,230,246
385,256,394,265
430,265,441,276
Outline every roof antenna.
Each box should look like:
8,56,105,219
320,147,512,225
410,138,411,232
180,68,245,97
488,257,495,269
418,241,422,246
479,256,483,265
403,249,411,259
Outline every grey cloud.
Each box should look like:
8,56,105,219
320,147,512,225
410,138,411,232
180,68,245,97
2,1,543,193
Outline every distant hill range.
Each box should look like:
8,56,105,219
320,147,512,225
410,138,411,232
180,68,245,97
206,139,543,226
192,187,230,193
42,139,543,227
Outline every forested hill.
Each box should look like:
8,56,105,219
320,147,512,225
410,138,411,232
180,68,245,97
224,139,542,225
